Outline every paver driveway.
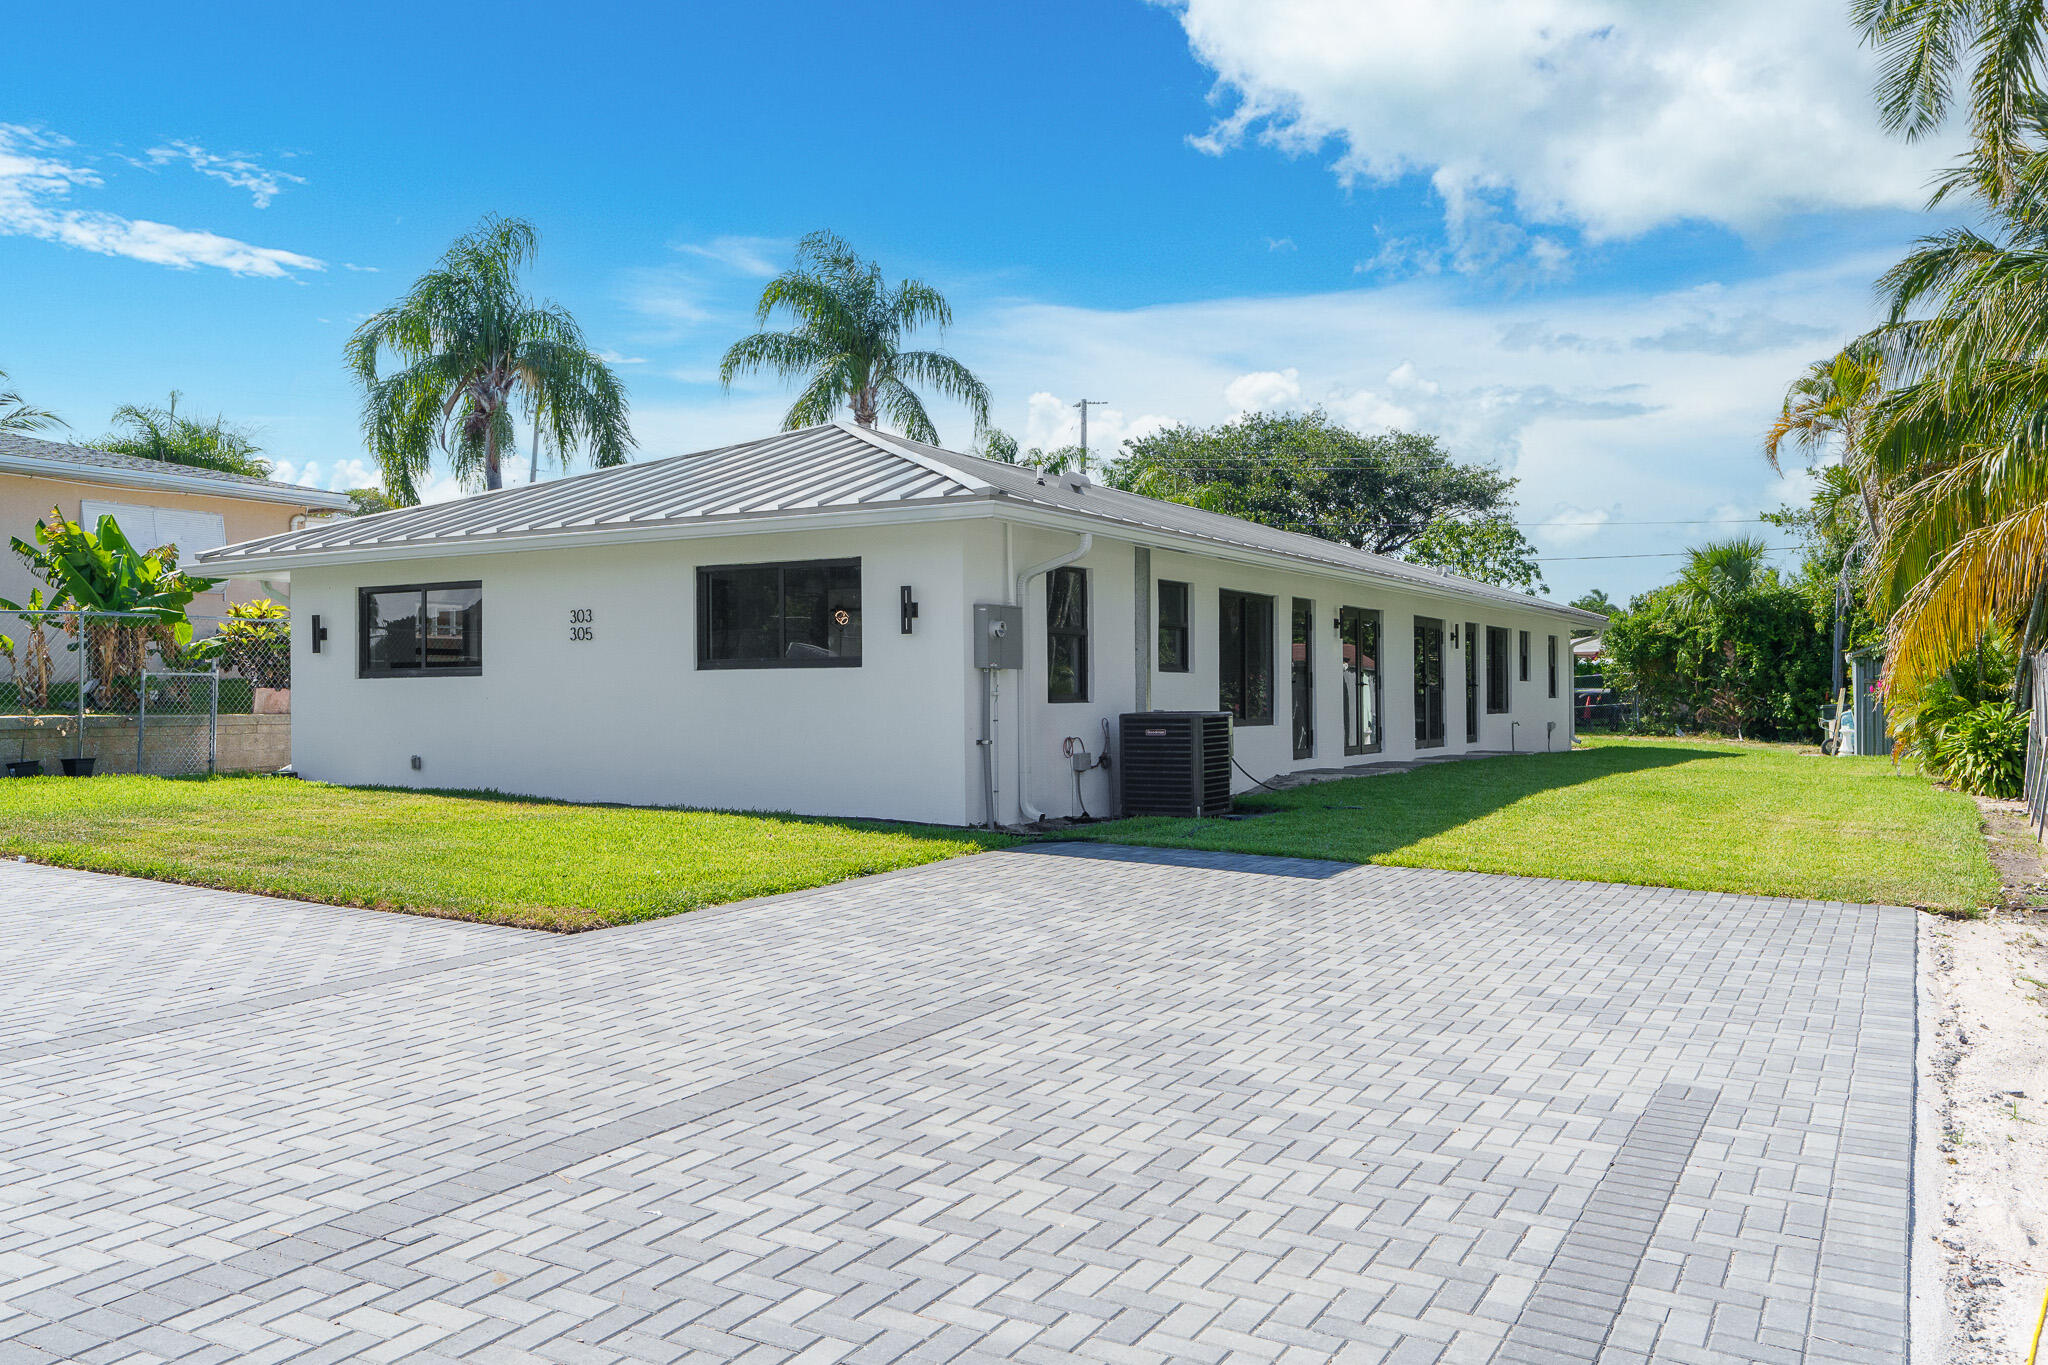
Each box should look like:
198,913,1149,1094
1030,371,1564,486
0,847,1914,1365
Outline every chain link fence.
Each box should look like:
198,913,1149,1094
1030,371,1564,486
2026,649,2047,846
0,608,289,777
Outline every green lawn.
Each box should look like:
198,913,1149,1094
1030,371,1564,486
0,775,1014,930
1064,736,1998,912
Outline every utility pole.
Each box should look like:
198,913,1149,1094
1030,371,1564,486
1073,398,1108,474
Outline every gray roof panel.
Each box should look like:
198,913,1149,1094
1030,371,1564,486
197,421,1603,625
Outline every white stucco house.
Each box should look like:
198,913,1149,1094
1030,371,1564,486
195,423,1604,827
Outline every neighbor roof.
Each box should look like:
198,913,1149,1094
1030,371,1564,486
0,432,354,510
196,422,1603,625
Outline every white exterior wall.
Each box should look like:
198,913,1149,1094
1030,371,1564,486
284,513,1582,828
975,524,1581,825
287,522,977,826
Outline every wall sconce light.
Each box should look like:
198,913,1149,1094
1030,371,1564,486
310,614,329,654
1449,625,1460,648
900,586,920,634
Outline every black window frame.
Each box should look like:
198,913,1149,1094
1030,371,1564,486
1486,624,1511,713
1548,634,1559,699
358,580,483,679
696,557,863,670
1047,565,1089,703
1157,579,1191,673
1218,588,1275,725
1519,629,1531,682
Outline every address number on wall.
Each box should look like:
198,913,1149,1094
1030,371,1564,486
569,607,594,642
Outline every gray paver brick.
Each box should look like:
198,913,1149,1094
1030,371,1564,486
0,849,1914,1363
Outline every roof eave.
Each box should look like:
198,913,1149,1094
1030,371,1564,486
0,453,353,510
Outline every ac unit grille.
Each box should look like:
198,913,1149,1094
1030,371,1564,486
1119,711,1233,818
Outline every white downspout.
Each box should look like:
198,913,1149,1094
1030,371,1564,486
1010,531,1093,824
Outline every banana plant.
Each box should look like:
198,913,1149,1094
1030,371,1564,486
8,507,220,644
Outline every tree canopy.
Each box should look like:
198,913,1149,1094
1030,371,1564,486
348,215,634,500
721,231,990,443
96,393,271,478
1400,513,1546,593
1102,410,1516,555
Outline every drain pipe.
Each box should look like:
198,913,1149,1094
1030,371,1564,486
1011,532,1093,824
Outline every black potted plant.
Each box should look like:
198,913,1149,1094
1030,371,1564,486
5,757,39,778
60,755,95,777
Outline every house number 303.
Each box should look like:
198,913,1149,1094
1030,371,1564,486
569,608,594,642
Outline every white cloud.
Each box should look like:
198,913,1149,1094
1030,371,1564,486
597,349,648,365
1525,505,1613,548
955,254,1880,597
0,124,322,277
677,235,786,276
1265,236,1296,252
1022,391,1174,460
142,140,304,208
1161,0,1953,255
1224,367,1301,411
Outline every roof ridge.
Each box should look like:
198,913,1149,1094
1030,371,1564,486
830,420,994,494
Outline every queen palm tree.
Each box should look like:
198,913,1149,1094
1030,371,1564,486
1765,342,1887,536
720,231,990,443
97,392,271,478
348,215,633,501
0,369,64,436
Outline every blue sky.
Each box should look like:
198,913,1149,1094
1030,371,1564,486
3,0,1960,600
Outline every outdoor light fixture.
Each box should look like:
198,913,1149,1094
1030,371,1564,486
900,586,919,634
1450,625,1460,648
310,615,328,653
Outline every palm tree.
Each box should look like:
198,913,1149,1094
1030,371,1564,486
1670,537,1773,615
1765,342,1888,536
348,215,633,501
1851,0,2048,198
0,369,65,436
1856,139,2048,695
720,231,990,443
97,392,271,478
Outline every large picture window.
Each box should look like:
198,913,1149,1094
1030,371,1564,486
1157,579,1190,672
1047,566,1089,702
1486,624,1510,713
1219,589,1275,725
360,582,482,678
698,558,861,668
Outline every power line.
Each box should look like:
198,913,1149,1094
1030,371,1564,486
1538,548,1791,561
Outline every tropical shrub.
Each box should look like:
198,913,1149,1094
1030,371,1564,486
2,507,219,712
1884,631,2018,778
1932,701,2028,798
188,599,290,689
1602,578,1831,740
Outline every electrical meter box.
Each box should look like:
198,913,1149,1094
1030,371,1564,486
973,603,1023,669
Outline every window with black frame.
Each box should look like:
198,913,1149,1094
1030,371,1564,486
1047,566,1089,702
1219,589,1274,724
1340,606,1381,755
1157,579,1190,672
1548,635,1559,698
698,559,861,668
360,582,482,677
1519,629,1531,682
1486,624,1510,712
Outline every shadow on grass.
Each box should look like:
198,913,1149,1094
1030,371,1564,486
1058,742,1738,866
1018,841,1355,879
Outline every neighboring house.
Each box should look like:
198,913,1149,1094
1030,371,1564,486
197,422,1604,826
0,432,352,619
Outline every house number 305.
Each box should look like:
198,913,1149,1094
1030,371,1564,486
569,608,594,642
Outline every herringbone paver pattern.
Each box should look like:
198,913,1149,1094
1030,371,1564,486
0,848,1913,1363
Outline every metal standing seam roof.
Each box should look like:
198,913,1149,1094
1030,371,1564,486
196,421,1605,625
0,431,354,509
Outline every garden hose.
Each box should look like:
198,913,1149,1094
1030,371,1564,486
2030,1278,2048,1365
